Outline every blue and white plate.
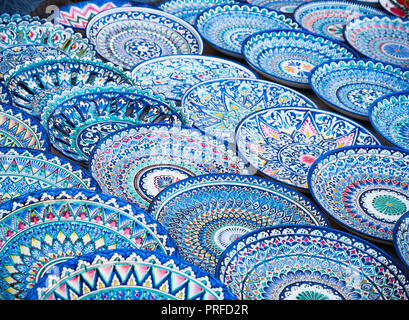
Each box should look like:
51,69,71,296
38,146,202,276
26,248,237,300
309,59,409,120
216,225,409,300
235,106,381,190
180,78,318,144
0,188,179,300
244,0,313,14
0,83,11,105
149,173,329,274
308,146,409,244
293,0,386,42
344,16,409,68
130,54,258,101
394,211,409,270
86,7,204,69
242,29,359,88
195,4,301,58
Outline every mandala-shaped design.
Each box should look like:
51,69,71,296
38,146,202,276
235,107,380,190
0,188,178,300
216,225,409,300
380,0,409,18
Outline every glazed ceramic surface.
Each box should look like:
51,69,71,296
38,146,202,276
235,106,381,190
0,13,43,24
0,188,178,300
293,0,386,42
309,59,409,120
344,16,409,68
245,0,313,14
0,147,100,204
308,146,409,243
41,85,183,164
149,173,329,274
216,225,409,300
380,0,409,18
90,124,250,209
131,55,258,101
394,211,409,270
195,4,301,58
3,57,133,117
369,91,409,152
180,78,318,144
0,103,49,151
26,248,237,300
242,29,358,88
86,7,203,69
157,0,238,24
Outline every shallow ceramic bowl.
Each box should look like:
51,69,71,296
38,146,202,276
180,77,318,144
380,0,409,18
234,106,381,190
344,16,409,68
242,29,359,88
26,248,237,300
0,188,179,300
309,59,409,120
90,124,250,209
86,7,203,69
195,4,301,58
308,146,409,244
149,173,329,274
216,225,409,300
394,211,409,270
41,85,183,164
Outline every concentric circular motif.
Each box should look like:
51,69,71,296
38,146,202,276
235,106,381,190
86,7,203,69
149,173,329,274
369,91,409,153
293,0,386,42
41,85,183,164
245,0,313,14
380,0,409,18
308,146,409,243
344,16,409,68
242,29,358,88
216,225,409,300
180,78,318,144
0,188,179,300
195,4,301,58
26,248,237,300
394,211,409,270
309,59,409,120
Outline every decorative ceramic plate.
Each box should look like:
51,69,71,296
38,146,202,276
180,78,318,144
89,124,250,209
293,0,386,42
86,7,203,69
149,173,329,274
0,103,49,151
242,29,359,88
157,0,238,24
0,188,179,300
245,0,313,14
131,54,258,101
26,248,237,300
195,4,301,58
308,146,409,243
394,211,409,270
344,16,409,68
0,13,43,25
41,85,183,164
0,147,100,204
3,57,133,117
0,19,97,79
235,106,381,190
216,225,409,300
380,0,409,18
309,59,409,120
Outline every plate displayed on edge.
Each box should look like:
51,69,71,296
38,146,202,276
242,29,359,88
235,106,381,190
130,54,258,101
308,145,409,244
309,59,409,120
216,225,409,300
394,211,409,270
380,0,409,18
180,77,318,144
0,188,179,300
86,7,204,69
149,173,329,274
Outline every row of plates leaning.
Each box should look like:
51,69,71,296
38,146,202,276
0,0,408,300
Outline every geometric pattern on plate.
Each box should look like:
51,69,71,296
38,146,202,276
394,211,409,270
